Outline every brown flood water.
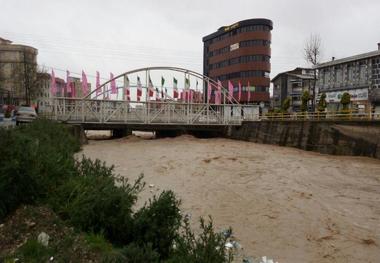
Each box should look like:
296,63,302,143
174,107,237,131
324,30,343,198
82,131,380,263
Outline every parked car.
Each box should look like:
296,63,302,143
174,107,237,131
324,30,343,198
0,107,4,122
15,106,37,124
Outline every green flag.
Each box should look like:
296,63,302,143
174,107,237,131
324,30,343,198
161,76,165,87
185,77,190,89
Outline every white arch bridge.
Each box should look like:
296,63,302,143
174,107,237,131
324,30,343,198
40,67,260,130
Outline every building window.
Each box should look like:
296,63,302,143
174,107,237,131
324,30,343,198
324,70,330,85
336,68,343,84
360,64,367,82
347,65,353,82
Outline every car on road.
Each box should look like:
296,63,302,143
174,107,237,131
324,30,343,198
15,106,37,125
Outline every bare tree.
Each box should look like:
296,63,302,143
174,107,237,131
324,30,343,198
304,34,322,111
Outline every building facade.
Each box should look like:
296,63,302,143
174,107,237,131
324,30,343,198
316,44,380,112
0,37,38,105
202,19,273,105
271,68,315,112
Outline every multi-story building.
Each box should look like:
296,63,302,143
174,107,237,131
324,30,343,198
271,68,315,111
0,37,38,105
316,43,380,112
202,19,273,106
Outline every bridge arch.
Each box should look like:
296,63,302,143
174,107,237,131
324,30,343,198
85,66,238,104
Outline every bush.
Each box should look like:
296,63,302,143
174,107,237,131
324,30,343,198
132,191,182,259
14,238,53,263
49,157,145,245
121,243,160,263
0,120,80,220
317,93,327,112
167,217,233,263
300,90,310,112
281,97,291,113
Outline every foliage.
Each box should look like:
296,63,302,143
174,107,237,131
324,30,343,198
281,97,291,112
340,92,351,110
0,119,80,220
49,157,145,245
14,238,53,263
300,90,310,112
167,217,233,263
121,243,160,263
317,93,327,112
85,232,113,253
0,119,233,262
132,191,182,259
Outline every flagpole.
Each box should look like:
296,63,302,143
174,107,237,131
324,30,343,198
145,70,149,102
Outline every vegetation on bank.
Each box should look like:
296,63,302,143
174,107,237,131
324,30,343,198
0,120,234,262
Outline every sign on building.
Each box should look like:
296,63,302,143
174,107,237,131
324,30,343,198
326,88,368,102
230,43,239,51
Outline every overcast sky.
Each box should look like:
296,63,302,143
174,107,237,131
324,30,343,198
1,0,380,85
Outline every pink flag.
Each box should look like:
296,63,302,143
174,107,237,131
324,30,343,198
215,80,222,105
50,70,57,96
82,70,88,96
238,81,242,102
96,71,101,96
66,70,71,95
207,82,212,103
228,80,234,102
189,89,193,103
110,73,117,94
247,81,251,103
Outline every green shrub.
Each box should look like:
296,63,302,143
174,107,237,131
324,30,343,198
167,217,233,263
15,238,53,263
132,191,181,259
121,243,160,263
281,97,291,113
300,90,310,112
85,232,113,253
0,120,80,220
317,93,327,112
49,157,144,245
0,129,40,219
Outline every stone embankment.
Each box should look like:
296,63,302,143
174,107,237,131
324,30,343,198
227,120,380,159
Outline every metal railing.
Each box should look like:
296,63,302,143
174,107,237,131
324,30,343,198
263,110,380,121
39,98,260,126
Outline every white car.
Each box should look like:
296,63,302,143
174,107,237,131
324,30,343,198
16,106,37,124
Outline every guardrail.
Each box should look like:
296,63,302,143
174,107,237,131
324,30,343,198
263,110,380,121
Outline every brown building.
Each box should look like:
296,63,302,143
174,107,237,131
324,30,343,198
203,18,273,105
0,37,38,105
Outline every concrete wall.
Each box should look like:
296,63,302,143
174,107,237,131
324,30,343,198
227,120,380,159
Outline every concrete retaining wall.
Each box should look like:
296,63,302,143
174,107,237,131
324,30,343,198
227,121,380,159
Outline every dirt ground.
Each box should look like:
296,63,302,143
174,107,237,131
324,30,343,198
82,131,380,263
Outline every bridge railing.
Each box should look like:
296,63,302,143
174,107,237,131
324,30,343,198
40,98,260,125
263,110,380,121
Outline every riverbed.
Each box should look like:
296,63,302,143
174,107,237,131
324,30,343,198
81,132,380,263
